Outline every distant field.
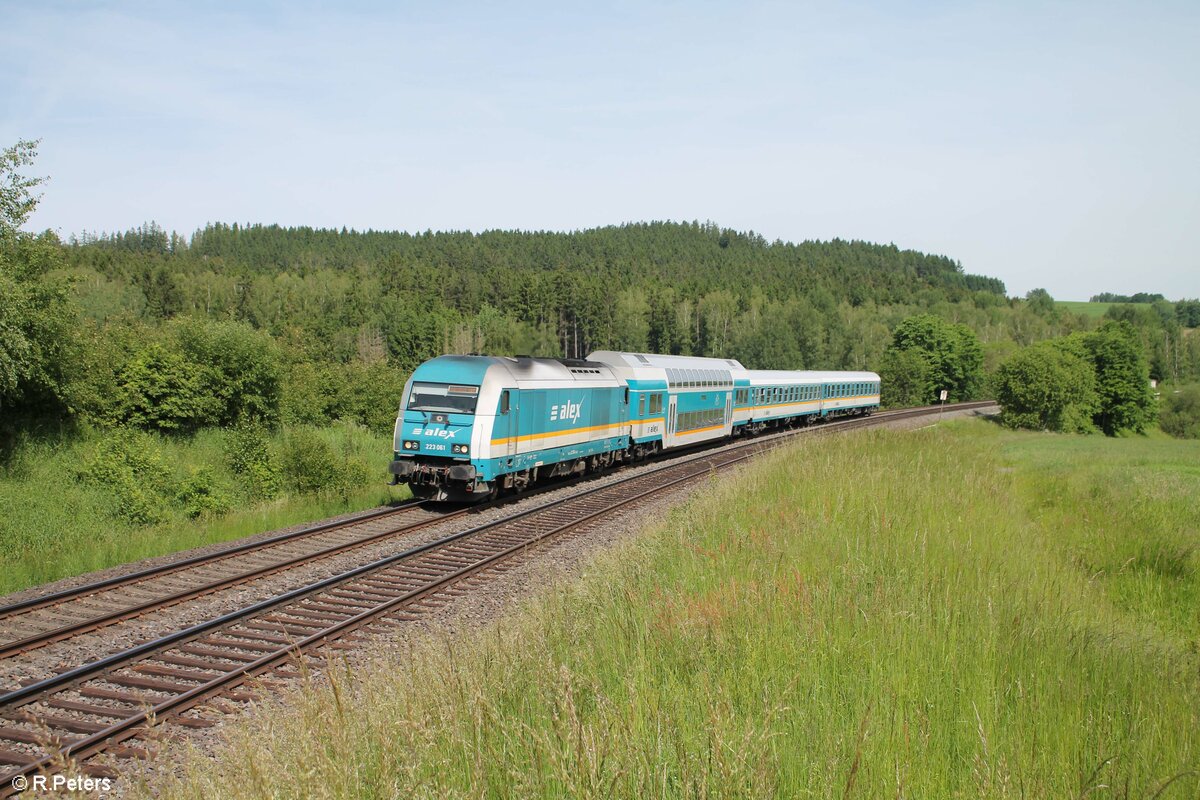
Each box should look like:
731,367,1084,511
152,420,1200,799
1059,300,1153,318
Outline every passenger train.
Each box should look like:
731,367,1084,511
389,351,880,501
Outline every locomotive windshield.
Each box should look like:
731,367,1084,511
407,382,479,414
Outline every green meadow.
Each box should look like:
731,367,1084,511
150,419,1200,799
0,424,405,596
1057,300,1154,319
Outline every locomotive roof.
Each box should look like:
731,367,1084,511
412,355,618,385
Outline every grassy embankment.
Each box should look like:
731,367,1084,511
149,420,1200,798
0,424,406,596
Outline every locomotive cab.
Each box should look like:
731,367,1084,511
390,356,496,502
390,355,629,502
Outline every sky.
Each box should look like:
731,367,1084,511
1,0,1197,300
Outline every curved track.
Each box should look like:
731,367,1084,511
0,401,994,793
0,502,465,660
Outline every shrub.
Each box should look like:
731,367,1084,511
110,343,217,432
177,467,231,519
1159,386,1200,439
280,428,340,495
879,348,932,408
224,422,281,499
78,429,171,524
172,317,281,426
279,426,373,501
994,340,1097,433
94,317,280,433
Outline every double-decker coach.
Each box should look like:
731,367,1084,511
587,351,749,456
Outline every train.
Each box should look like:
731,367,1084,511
389,351,880,502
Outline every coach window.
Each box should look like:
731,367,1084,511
638,394,645,416
500,390,510,414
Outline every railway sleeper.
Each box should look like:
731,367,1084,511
176,644,258,663
2,713,107,735
134,664,221,681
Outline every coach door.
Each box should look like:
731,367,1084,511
724,391,733,433
666,394,677,447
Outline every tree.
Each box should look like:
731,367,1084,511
1025,288,1055,317
0,140,43,240
1159,386,1200,439
879,348,932,408
994,339,1096,432
885,314,984,401
112,343,214,431
0,140,79,422
1084,321,1156,435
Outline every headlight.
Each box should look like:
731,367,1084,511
403,440,419,450
452,444,469,455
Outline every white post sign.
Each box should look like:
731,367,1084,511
939,390,948,401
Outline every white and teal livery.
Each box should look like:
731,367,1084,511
390,352,880,502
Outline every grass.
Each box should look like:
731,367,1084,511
1058,300,1153,319
0,423,408,596
145,420,1200,799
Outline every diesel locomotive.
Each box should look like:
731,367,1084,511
389,351,880,501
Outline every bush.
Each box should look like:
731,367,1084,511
172,317,281,426
994,340,1097,433
177,467,231,519
92,317,280,433
279,361,407,434
1160,386,1200,439
280,426,372,501
111,343,216,432
280,428,341,495
879,348,932,408
224,422,281,499
78,429,171,524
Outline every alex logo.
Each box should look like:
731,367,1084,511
550,400,583,424
410,427,459,439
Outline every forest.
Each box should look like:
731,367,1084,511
2,139,1198,449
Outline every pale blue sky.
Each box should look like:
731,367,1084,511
2,1,1197,299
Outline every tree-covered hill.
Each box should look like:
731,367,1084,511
63,220,1017,369
78,220,1005,299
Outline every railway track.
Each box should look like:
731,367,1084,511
0,501,467,660
0,401,993,793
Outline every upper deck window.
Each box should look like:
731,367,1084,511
407,382,479,414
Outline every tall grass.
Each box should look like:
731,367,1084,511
148,421,1200,799
0,423,407,595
